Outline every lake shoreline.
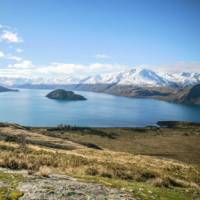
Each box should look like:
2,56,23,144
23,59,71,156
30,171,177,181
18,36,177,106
1,120,200,129
1,89,200,127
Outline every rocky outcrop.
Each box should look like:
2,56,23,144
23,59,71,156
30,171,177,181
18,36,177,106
19,174,135,200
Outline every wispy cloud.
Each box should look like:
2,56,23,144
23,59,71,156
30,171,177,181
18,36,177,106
8,60,34,69
161,61,200,73
0,51,5,58
95,53,111,59
0,25,24,66
7,55,23,62
1,61,127,79
137,61,200,73
1,31,23,43
16,48,23,53
1,59,200,81
0,50,22,61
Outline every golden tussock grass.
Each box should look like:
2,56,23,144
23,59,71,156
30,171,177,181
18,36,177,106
0,141,199,191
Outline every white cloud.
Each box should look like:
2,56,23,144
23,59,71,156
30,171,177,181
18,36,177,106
162,61,200,73
1,59,200,82
0,51,5,58
88,63,126,74
95,54,111,59
1,31,23,43
35,62,126,78
139,61,200,73
0,51,22,61
7,55,22,62
0,68,33,78
37,63,85,75
8,60,34,69
16,48,23,53
0,60,127,79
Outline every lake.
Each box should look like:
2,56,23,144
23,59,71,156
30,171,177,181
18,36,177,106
0,89,200,127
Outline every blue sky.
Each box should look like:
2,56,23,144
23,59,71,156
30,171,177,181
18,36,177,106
0,0,200,78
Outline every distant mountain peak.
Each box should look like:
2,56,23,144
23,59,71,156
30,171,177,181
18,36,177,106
1,68,200,89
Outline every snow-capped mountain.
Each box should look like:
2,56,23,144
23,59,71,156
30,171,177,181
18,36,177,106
80,69,169,87
79,69,200,88
1,68,200,88
158,72,200,88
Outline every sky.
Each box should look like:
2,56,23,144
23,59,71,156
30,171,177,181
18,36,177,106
0,0,200,79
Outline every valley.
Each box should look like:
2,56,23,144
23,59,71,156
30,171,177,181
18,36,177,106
1,1,199,199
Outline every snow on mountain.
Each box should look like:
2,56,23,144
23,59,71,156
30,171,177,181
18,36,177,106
80,68,200,88
158,72,200,88
79,72,123,85
116,69,168,86
1,68,200,88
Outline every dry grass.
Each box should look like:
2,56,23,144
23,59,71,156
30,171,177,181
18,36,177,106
42,126,200,164
0,142,199,191
2,123,200,164
0,123,200,200
37,166,51,177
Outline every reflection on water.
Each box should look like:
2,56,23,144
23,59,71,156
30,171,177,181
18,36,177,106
0,89,200,127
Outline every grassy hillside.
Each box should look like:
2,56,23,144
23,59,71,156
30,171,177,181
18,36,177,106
0,122,200,199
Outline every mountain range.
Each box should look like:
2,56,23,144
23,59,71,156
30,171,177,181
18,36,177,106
79,69,200,89
0,68,200,105
1,68,200,89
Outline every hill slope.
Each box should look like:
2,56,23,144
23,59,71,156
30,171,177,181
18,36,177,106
0,122,200,199
159,84,200,105
0,85,18,92
182,84,200,105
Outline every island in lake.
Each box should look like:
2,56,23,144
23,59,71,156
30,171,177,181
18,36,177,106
46,89,87,101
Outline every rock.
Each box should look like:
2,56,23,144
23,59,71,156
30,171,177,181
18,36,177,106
46,89,87,101
19,174,135,200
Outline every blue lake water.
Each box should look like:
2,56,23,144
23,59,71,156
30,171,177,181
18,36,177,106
0,89,200,127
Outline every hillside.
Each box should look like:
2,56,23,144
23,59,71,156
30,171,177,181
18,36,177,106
0,85,18,92
182,84,200,105
158,84,200,105
0,122,200,199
